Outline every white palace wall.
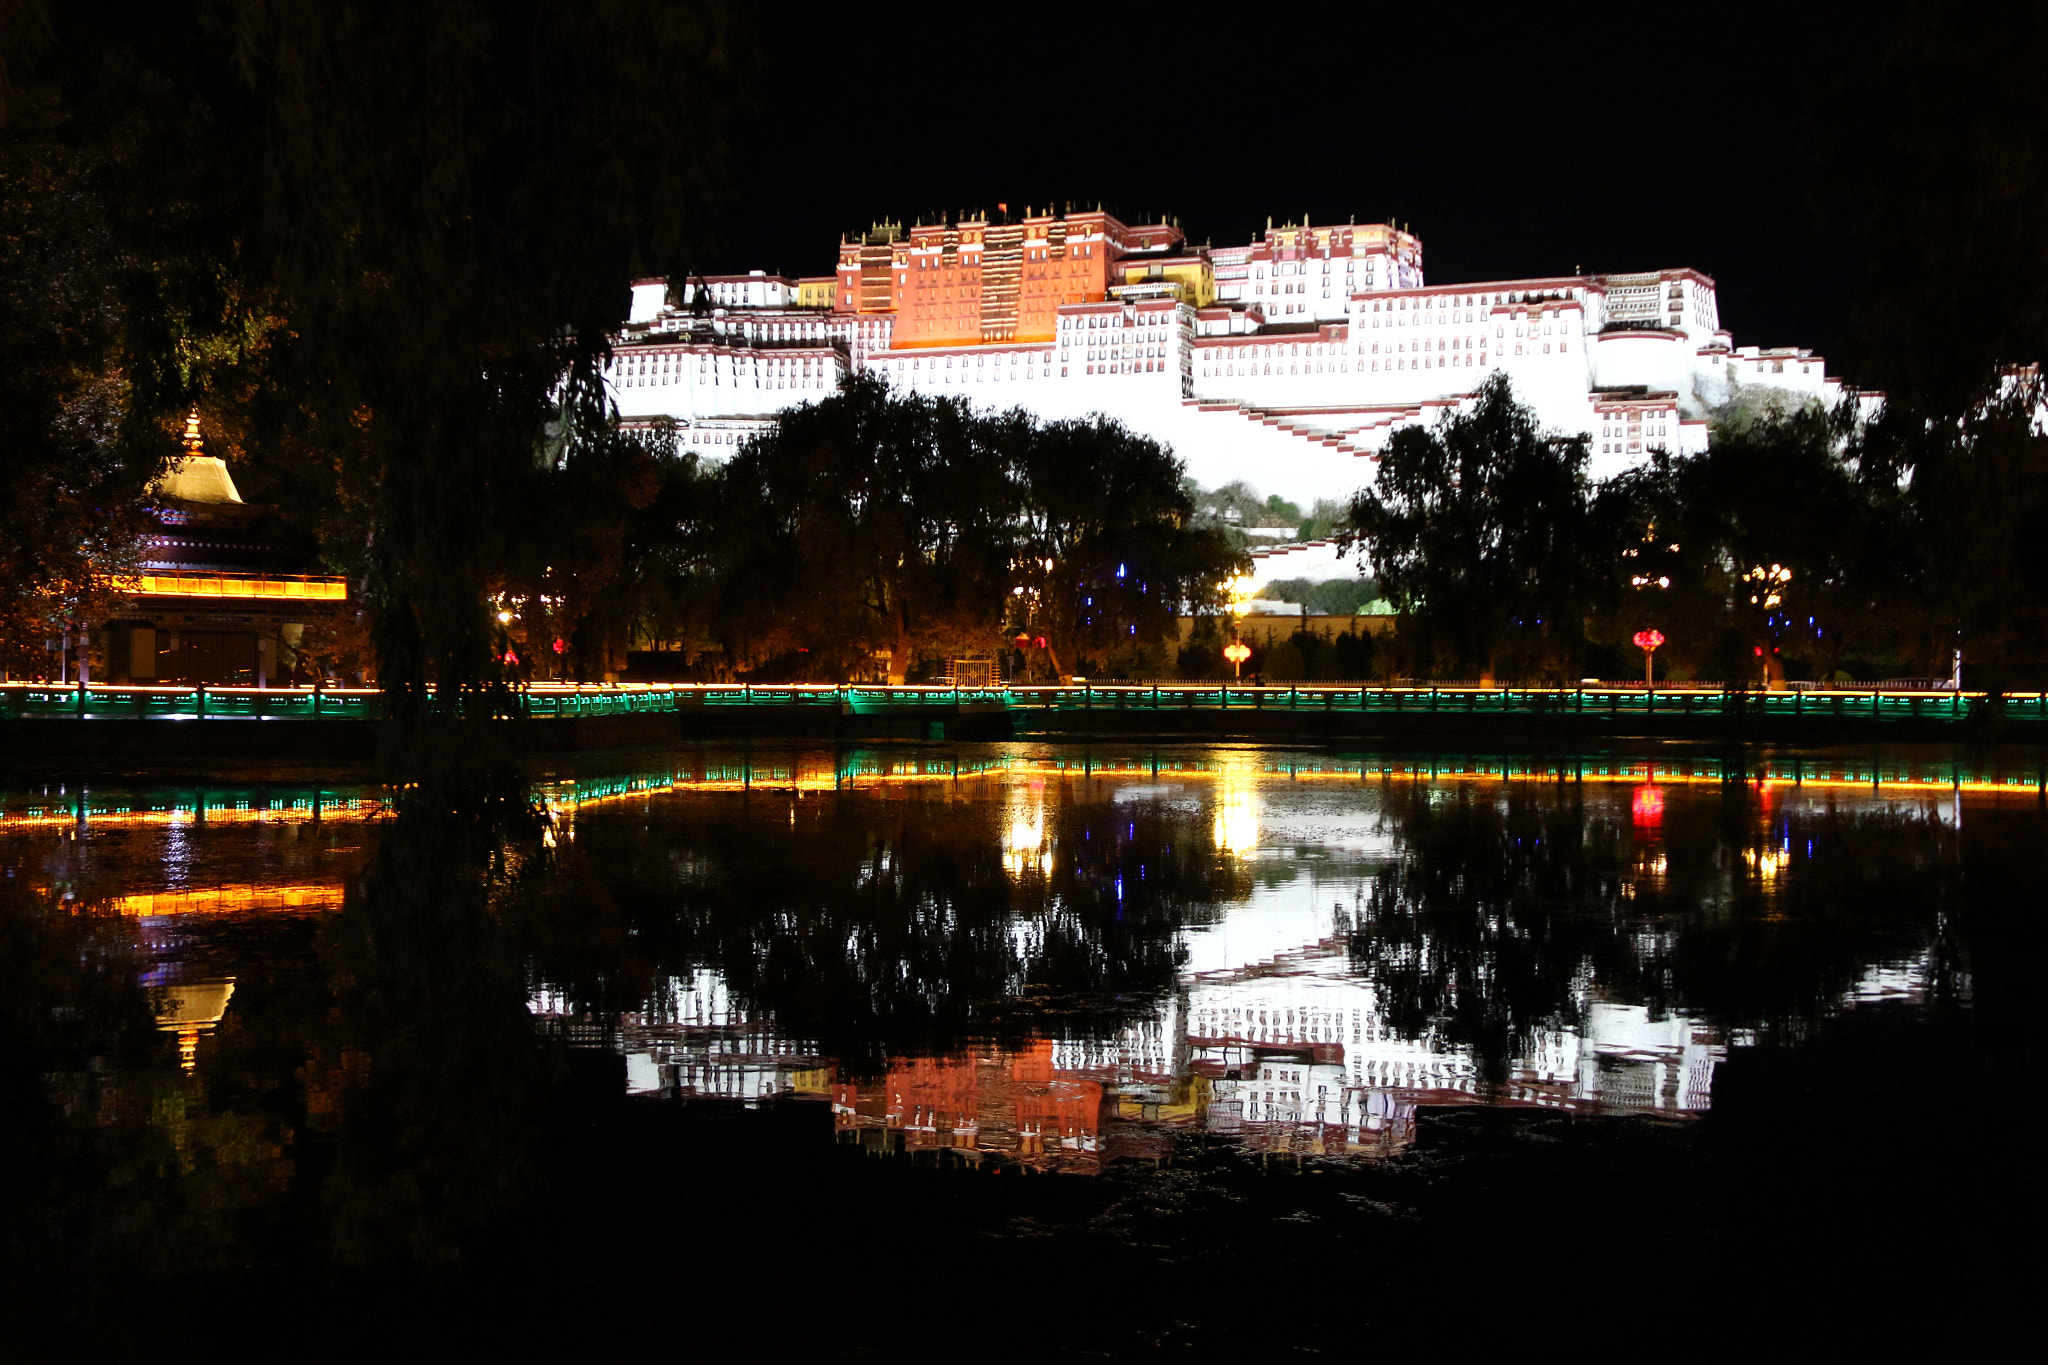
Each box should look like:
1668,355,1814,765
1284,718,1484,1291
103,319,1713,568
608,228,1861,505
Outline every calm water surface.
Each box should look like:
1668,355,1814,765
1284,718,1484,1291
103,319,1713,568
5,743,2041,1355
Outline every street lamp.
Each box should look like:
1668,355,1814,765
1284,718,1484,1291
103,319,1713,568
1742,563,1791,609
1223,640,1251,679
1224,573,1255,618
1632,628,1665,687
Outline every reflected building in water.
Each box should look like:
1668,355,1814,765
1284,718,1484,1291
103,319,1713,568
532,969,831,1104
7,754,1981,1174
1181,939,1723,1159
538,906,1730,1168
833,1042,1108,1171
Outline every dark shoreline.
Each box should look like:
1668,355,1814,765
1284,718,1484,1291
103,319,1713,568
3,700,2043,773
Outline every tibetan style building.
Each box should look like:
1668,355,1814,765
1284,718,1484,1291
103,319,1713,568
97,414,352,686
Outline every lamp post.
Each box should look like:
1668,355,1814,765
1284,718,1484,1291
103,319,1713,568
1632,629,1665,687
1221,569,1256,682
1741,563,1792,689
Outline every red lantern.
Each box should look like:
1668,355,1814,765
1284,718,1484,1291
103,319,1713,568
1633,629,1664,686
552,638,565,654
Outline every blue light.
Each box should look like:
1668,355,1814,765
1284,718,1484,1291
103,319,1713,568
1117,563,1127,579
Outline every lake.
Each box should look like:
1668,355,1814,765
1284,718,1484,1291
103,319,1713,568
4,743,2040,1357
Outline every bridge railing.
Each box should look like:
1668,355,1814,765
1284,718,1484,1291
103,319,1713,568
998,683,2041,723
0,682,385,721
5,680,2043,724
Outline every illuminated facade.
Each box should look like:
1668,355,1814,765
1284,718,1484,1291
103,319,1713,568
72,413,353,686
611,208,1863,501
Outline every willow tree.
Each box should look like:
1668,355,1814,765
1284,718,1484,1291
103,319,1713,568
0,7,255,670
4,1,743,723
214,0,744,725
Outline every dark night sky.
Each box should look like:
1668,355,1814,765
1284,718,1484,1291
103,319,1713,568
706,3,1859,369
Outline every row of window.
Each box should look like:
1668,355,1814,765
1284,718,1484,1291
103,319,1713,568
1077,346,1166,362
1059,314,1176,332
1198,354,1489,378
1366,290,1578,313
622,374,832,390
1253,258,1373,279
897,241,1099,271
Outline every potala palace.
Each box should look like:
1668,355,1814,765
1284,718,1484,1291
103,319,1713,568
606,207,1859,502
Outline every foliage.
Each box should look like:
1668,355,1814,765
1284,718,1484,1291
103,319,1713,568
1251,625,1381,681
0,62,203,669
1858,378,2048,688
1012,414,1244,679
573,439,719,676
488,401,667,682
1186,482,1347,542
1817,5,2048,423
1,1,746,722
1344,373,1601,681
699,375,1018,681
1800,5,2048,687
1296,497,1350,542
207,0,744,725
1590,401,1918,684
1584,389,2047,687
1255,576,1379,616
682,380,1243,683
1189,480,1282,528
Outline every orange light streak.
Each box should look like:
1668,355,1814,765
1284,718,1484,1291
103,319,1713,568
112,881,347,917
110,572,348,601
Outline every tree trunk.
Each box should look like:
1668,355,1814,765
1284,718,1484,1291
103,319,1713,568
1761,645,1787,690
887,607,909,686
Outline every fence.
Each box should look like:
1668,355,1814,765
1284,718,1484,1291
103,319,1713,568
5,680,2042,726
1,682,382,721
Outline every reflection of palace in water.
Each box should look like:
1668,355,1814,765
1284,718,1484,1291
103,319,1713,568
531,971,833,1105
7,752,1977,1170
1181,944,1723,1159
568,923,1739,1168
534,750,1977,1168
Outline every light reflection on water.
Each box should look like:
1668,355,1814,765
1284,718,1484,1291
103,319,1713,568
2,743,2024,1182
547,742,1998,1167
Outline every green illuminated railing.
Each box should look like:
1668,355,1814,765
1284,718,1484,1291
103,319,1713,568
4,681,2044,728
0,682,383,721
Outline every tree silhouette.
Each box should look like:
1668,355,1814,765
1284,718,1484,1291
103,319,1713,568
1345,374,1598,682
